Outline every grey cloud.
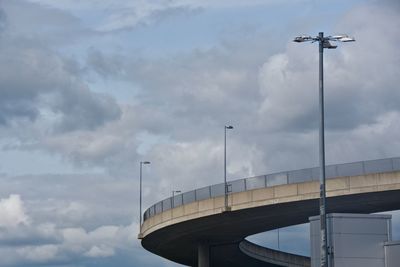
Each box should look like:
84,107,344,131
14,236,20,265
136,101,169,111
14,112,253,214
325,4,400,129
0,99,38,125
123,46,266,139
0,1,124,171
26,1,201,33
0,2,122,133
75,1,400,178
51,86,122,132
2,0,94,47
83,41,269,178
86,49,124,79
40,107,137,171
379,0,400,9
0,224,62,247
99,5,201,32
0,43,121,131
24,0,311,33
0,7,6,34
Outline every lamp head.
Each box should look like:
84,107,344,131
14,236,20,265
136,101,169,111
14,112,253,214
225,125,234,129
293,35,313,42
329,34,355,42
323,40,337,49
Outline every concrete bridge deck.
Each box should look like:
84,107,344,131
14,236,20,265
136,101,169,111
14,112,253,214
140,157,400,266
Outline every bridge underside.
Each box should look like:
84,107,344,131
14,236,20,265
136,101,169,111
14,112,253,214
142,189,400,266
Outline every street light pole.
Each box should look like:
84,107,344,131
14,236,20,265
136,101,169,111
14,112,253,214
139,161,151,226
294,32,354,267
224,125,233,210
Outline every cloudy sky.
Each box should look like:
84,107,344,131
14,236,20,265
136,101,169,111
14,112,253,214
0,0,399,266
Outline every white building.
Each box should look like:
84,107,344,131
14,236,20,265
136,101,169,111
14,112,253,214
310,213,400,267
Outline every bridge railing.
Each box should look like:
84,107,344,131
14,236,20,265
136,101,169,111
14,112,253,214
143,157,400,222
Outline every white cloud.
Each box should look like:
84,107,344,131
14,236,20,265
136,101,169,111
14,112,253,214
62,227,87,245
0,219,139,265
258,50,316,131
0,195,30,228
85,245,115,258
60,224,137,260
17,244,59,262
58,201,88,222
257,3,400,135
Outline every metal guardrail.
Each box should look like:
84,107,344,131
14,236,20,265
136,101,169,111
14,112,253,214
143,157,400,222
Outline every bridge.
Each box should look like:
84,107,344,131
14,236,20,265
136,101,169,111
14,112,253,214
139,157,400,267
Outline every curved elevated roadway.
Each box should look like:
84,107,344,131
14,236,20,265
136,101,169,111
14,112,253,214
139,158,400,266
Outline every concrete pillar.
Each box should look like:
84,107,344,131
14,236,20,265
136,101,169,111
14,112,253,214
198,242,210,267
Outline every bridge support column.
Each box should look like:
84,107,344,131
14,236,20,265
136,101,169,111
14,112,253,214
198,242,210,267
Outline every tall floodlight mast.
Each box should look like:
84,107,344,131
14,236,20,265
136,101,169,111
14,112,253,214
293,32,355,267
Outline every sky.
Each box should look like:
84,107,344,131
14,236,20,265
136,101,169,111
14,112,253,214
0,0,399,266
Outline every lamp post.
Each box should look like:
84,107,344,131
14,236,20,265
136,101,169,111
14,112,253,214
224,125,234,210
139,161,151,226
294,33,354,267
172,190,181,208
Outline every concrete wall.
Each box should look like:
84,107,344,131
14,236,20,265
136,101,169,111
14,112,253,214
239,239,310,267
141,171,400,238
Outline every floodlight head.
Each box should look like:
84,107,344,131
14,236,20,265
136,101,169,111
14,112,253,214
293,35,312,42
175,190,181,193
339,36,355,42
142,161,151,165
225,125,234,129
329,34,355,42
323,40,337,49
